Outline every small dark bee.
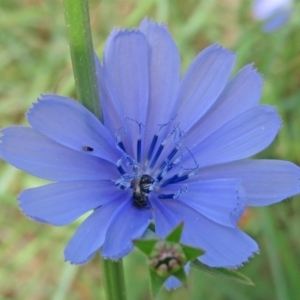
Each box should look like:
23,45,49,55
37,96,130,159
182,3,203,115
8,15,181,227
82,146,94,152
132,174,154,208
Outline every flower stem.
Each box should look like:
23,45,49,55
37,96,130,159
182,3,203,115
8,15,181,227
259,208,289,300
101,258,127,300
63,0,102,120
63,1,127,299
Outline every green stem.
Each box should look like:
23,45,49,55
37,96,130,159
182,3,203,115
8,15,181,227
259,208,290,300
63,0,102,120
63,1,126,299
101,258,127,300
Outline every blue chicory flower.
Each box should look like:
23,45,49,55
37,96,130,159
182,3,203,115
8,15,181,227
1,19,300,283
252,0,293,32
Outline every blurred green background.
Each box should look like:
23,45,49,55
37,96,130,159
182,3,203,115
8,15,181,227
1,0,300,299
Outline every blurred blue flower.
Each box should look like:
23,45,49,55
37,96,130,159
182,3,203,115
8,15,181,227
252,0,293,32
1,19,300,277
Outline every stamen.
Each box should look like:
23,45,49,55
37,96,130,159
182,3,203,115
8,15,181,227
181,147,199,173
156,172,164,183
159,146,179,171
173,184,188,199
157,114,177,130
154,149,182,183
157,194,175,199
117,165,126,175
118,141,126,153
160,174,189,188
115,127,127,153
125,117,145,163
115,178,130,190
149,144,164,169
147,135,158,161
137,138,142,163
166,163,175,172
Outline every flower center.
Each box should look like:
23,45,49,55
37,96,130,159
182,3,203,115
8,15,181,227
131,174,155,208
114,123,197,208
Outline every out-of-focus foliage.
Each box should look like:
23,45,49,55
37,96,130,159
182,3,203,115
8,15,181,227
0,0,300,299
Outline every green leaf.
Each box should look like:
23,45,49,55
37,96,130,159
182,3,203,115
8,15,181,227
172,267,187,286
191,260,255,286
181,244,205,261
149,263,188,296
149,269,168,296
165,222,184,243
133,239,156,256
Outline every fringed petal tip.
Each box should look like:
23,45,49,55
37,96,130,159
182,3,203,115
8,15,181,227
64,247,99,265
108,27,142,38
18,203,56,226
209,43,237,58
200,248,260,270
140,17,168,31
26,94,77,118
17,196,47,224
164,263,189,290
241,63,264,80
164,276,183,291
270,105,283,128
101,243,134,260
110,19,171,43
35,93,69,103
25,94,46,115
17,202,55,226
229,248,260,270
26,98,42,120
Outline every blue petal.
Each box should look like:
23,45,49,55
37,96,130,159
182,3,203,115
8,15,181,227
0,126,118,181
139,19,181,152
160,199,259,268
252,0,292,19
27,95,119,163
176,44,236,132
19,181,121,226
262,9,291,32
184,64,262,148
150,195,180,238
186,105,281,168
64,195,127,264
103,29,149,158
164,263,190,290
199,159,300,206
94,55,125,138
162,179,246,227
151,197,190,290
101,198,152,259
164,276,182,290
